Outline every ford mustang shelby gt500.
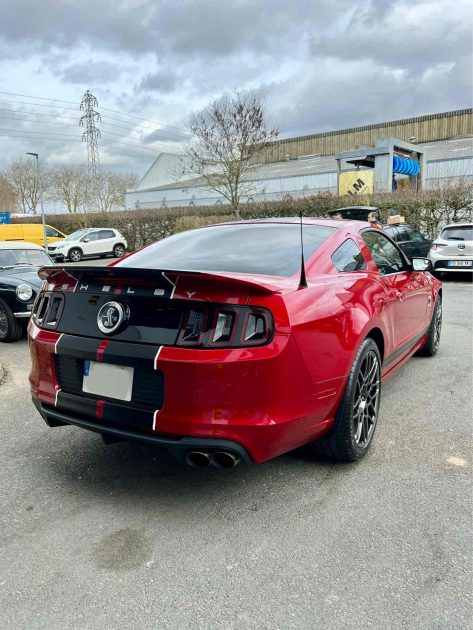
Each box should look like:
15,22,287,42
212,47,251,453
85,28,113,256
28,218,442,467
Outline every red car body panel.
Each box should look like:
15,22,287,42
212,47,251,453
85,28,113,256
28,220,441,464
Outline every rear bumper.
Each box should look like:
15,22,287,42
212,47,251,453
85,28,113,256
32,397,253,466
28,322,336,463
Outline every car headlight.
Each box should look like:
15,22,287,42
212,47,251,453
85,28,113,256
16,283,34,302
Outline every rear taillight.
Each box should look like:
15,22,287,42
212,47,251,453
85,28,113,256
32,292,64,330
177,305,273,348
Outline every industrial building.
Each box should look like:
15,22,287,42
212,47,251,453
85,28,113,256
125,109,473,209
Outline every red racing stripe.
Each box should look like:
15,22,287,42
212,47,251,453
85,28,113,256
96,399,105,419
96,340,109,363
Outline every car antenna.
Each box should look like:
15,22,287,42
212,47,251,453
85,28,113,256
298,211,308,289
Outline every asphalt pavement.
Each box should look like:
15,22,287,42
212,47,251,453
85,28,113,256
0,279,471,630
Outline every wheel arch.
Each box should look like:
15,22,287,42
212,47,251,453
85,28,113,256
365,327,385,363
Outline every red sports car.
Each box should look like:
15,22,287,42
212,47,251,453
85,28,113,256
28,218,442,468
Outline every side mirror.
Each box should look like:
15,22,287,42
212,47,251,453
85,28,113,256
412,257,432,272
83,237,90,242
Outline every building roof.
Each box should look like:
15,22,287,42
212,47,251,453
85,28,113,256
134,136,473,193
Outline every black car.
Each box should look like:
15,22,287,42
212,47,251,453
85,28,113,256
0,242,50,342
329,206,432,259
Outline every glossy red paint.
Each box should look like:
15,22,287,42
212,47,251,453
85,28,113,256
28,220,441,464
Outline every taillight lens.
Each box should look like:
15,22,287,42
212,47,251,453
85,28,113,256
32,292,64,330
177,305,273,348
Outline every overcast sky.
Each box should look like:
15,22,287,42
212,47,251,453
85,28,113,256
0,0,471,176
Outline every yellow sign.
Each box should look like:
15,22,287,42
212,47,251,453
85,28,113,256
338,171,373,196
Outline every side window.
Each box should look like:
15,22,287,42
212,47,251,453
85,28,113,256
332,239,367,272
45,226,60,237
99,230,115,239
410,228,424,242
362,230,405,275
82,231,99,241
383,226,399,242
396,226,411,242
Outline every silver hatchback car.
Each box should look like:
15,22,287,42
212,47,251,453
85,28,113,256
428,222,473,274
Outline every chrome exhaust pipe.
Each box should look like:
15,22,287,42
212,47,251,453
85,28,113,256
185,451,211,468
211,451,241,469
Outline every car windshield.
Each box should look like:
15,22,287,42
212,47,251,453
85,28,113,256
0,249,51,269
118,223,336,277
440,225,473,241
64,229,89,241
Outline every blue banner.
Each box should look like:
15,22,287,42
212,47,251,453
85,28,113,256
0,212,11,224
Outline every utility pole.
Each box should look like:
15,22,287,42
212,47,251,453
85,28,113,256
25,152,47,250
80,90,101,178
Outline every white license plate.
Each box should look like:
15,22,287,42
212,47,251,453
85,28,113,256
448,260,472,267
82,361,134,401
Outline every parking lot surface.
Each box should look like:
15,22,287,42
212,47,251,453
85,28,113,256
0,280,471,630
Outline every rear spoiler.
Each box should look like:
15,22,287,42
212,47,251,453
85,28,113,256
38,266,292,295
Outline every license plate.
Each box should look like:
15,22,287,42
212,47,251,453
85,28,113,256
83,360,134,401
448,260,472,267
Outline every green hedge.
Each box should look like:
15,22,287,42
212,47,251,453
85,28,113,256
13,185,473,251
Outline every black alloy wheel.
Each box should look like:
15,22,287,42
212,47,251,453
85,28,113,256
416,295,442,357
310,338,382,462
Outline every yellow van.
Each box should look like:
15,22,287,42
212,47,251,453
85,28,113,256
0,223,67,247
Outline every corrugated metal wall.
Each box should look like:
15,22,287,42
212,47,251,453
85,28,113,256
258,109,473,164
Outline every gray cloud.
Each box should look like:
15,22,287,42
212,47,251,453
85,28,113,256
138,69,179,94
58,61,127,85
0,0,470,177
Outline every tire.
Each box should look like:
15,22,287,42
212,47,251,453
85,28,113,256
68,248,82,263
309,338,382,462
416,295,442,357
0,299,24,343
113,244,125,258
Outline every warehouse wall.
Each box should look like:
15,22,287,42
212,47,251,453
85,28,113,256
257,109,473,164
125,156,473,209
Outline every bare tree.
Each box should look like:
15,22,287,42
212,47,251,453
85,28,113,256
91,171,138,212
0,172,17,212
50,166,88,213
184,90,279,217
6,159,44,214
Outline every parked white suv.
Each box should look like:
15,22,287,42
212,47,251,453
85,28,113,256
48,228,127,263
428,222,473,274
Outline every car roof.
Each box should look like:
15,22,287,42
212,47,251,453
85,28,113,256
213,217,361,230
441,222,473,229
0,241,45,250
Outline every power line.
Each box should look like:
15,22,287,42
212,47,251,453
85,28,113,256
0,128,169,155
0,90,189,133
0,108,186,140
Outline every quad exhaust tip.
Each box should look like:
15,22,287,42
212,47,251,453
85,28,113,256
185,450,241,469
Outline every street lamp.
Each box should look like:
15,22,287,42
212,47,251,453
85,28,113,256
25,152,47,250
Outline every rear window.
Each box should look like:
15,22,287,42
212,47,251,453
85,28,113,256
440,225,473,241
0,249,50,267
118,223,335,277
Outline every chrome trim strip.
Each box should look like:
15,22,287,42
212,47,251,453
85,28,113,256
13,311,32,318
